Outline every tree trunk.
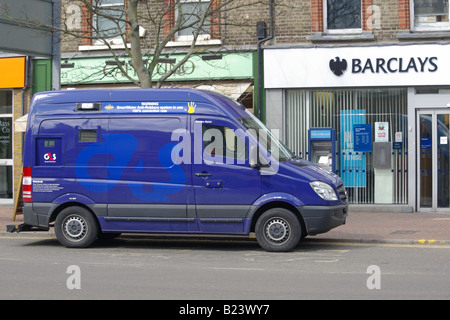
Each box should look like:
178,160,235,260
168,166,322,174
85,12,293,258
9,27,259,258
127,0,152,88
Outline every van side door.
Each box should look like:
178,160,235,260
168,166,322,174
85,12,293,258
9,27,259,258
106,116,189,223
191,116,261,234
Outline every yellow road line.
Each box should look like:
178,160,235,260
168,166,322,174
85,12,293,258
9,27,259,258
307,241,450,249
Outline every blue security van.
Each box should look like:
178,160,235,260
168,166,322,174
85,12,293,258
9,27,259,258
17,89,348,252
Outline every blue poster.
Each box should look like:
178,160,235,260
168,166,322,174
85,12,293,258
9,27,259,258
353,124,372,152
340,110,366,188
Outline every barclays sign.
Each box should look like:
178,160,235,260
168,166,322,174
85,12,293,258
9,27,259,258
330,56,439,76
264,44,450,89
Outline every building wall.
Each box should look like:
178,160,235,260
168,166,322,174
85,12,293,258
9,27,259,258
272,0,450,45
61,0,270,52
60,0,450,66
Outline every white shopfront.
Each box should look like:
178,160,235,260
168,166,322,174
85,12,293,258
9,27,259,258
264,43,450,212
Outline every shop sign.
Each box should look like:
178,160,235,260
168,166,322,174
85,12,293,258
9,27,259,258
61,53,253,85
0,57,26,89
265,44,450,88
330,56,438,76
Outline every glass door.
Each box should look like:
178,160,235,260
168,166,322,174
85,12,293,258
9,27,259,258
0,90,13,203
417,109,450,211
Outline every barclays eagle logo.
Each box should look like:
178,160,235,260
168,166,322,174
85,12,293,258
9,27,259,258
329,57,348,76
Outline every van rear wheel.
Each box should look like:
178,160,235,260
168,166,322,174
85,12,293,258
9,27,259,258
255,208,302,252
55,207,99,248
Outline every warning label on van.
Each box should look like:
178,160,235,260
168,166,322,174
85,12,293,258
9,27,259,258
102,102,195,114
32,180,64,193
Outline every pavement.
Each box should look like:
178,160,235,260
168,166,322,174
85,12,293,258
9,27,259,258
1,204,450,245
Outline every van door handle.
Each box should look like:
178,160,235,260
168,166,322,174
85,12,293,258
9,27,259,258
195,172,212,177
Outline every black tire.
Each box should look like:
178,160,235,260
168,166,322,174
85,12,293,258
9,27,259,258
255,208,302,252
55,206,99,248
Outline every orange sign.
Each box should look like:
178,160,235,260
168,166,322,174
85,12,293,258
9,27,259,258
0,57,26,88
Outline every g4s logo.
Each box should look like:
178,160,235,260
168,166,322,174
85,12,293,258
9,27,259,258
44,152,57,161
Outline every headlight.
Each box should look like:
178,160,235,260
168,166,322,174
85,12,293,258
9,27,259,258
309,181,338,201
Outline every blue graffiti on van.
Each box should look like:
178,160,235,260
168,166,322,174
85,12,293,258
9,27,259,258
128,142,186,201
75,134,185,200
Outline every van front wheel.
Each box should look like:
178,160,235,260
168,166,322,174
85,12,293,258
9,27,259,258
255,208,302,252
55,207,99,248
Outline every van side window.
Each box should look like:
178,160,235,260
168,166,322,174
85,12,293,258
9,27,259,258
78,129,97,143
202,124,248,161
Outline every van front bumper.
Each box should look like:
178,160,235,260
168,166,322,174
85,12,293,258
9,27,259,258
297,204,348,236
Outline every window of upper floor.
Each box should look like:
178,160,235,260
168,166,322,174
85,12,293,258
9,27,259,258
167,0,221,47
93,0,126,45
412,0,450,31
324,0,362,34
78,0,220,50
176,0,211,41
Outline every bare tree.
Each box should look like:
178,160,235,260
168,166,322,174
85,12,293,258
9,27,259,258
59,0,273,88
0,0,281,88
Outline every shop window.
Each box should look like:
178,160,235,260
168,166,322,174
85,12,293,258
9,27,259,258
0,116,12,159
0,166,12,199
0,91,12,114
0,90,13,202
413,0,450,30
285,88,408,205
416,87,450,94
325,0,362,33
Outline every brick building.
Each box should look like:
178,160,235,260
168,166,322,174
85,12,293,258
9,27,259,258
59,0,268,109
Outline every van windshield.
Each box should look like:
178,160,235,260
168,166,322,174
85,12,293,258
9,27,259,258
239,109,295,162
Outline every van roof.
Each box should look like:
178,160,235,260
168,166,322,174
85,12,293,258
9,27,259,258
30,88,247,118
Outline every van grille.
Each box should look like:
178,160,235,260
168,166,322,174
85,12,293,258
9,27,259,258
337,184,348,203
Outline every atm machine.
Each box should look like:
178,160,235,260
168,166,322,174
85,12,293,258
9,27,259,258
308,128,336,173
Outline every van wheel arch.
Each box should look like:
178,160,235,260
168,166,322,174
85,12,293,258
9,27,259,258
250,201,306,236
50,202,97,225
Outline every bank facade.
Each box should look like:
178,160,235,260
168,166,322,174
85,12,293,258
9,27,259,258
260,0,450,212
264,43,450,212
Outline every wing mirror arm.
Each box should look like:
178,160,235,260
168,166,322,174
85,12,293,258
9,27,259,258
249,145,270,169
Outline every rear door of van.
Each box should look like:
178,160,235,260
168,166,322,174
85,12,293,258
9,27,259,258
36,117,109,204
